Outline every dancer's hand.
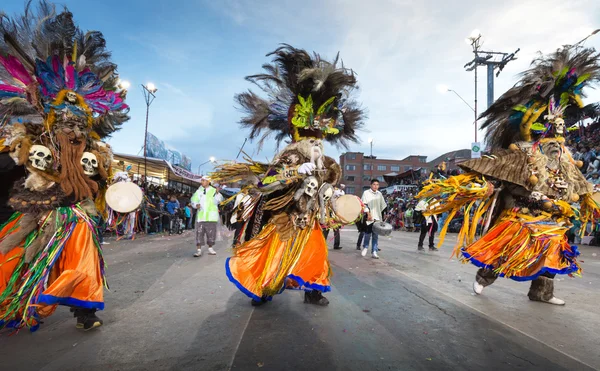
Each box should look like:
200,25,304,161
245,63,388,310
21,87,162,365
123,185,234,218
298,162,316,175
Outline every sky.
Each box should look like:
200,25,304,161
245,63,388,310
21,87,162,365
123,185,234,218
3,0,600,171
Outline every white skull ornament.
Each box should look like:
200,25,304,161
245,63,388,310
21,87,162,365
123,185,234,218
304,176,318,197
29,145,53,171
81,152,99,176
553,118,565,136
66,91,78,104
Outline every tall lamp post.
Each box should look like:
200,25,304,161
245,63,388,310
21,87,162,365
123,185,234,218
142,83,158,180
464,29,519,143
437,85,475,113
368,138,374,180
197,156,216,175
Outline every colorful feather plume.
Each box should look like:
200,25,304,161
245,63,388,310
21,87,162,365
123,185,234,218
0,0,129,138
480,46,600,149
236,44,366,149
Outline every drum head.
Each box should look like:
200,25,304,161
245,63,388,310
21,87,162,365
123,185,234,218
334,195,363,224
105,182,143,213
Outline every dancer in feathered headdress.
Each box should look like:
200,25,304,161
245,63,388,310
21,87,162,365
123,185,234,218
212,44,365,306
0,1,129,331
417,45,600,305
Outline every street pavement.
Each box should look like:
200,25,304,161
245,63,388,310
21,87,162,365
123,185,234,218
1,228,599,371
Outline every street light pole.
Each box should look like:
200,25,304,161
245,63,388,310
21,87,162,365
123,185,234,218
474,62,478,143
142,83,158,180
368,138,374,180
447,89,475,112
197,157,216,175
464,30,519,143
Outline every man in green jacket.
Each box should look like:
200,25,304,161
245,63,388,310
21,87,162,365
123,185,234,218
191,177,223,257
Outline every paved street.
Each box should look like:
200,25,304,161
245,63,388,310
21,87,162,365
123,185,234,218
1,228,599,371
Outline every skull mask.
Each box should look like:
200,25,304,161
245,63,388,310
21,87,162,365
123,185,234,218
304,176,318,197
29,145,53,171
294,213,309,229
66,91,78,104
81,152,98,176
319,183,334,204
553,118,565,136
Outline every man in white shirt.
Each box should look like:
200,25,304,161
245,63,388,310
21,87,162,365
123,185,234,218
360,179,387,259
323,184,345,249
415,198,438,251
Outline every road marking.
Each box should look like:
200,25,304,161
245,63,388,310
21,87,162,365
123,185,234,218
227,307,254,371
391,267,597,370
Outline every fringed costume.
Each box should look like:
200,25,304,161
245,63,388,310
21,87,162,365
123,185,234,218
212,45,365,306
0,1,129,331
417,46,600,305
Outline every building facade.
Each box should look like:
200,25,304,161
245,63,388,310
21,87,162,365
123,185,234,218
339,152,427,195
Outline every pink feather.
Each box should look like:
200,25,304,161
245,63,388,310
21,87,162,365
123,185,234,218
0,84,25,94
65,63,76,90
0,55,33,86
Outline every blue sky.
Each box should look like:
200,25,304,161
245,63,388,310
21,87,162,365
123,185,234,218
4,0,600,172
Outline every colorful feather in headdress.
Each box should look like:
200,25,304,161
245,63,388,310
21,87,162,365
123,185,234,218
0,0,129,138
236,44,366,149
480,46,600,149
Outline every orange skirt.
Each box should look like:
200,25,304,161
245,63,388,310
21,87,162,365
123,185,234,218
0,210,105,330
461,211,580,281
226,220,331,300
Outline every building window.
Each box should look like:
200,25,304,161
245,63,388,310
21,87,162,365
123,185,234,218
346,153,357,160
363,175,371,181
391,166,400,172
346,186,355,194
345,165,356,171
404,166,412,171
377,165,386,171
345,175,355,181
377,176,385,182
363,164,372,171
419,158,426,163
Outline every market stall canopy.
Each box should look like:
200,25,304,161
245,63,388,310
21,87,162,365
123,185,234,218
112,153,202,186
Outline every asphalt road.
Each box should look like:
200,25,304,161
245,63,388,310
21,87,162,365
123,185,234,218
1,228,599,371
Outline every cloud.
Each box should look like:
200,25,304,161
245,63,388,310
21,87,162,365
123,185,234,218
160,82,189,98
317,0,600,160
111,0,600,169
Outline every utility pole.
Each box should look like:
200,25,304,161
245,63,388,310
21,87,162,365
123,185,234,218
464,30,519,142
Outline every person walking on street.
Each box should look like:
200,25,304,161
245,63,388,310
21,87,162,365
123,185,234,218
360,179,387,259
185,203,193,230
416,198,438,251
191,177,223,257
323,184,345,249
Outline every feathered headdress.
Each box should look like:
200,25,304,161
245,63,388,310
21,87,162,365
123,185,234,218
0,0,129,138
480,46,600,149
236,44,365,149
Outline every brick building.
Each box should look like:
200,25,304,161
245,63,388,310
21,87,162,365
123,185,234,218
339,152,427,195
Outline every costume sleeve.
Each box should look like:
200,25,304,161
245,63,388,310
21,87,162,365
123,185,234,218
579,193,600,236
416,172,496,247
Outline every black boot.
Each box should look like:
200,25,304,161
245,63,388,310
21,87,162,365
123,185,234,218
304,291,329,306
71,308,103,331
251,297,268,307
527,276,565,305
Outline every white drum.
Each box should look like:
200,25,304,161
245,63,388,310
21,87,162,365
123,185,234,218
333,195,363,224
105,182,143,213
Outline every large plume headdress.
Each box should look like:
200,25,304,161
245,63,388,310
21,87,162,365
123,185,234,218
236,44,365,149
480,46,600,149
0,0,129,139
